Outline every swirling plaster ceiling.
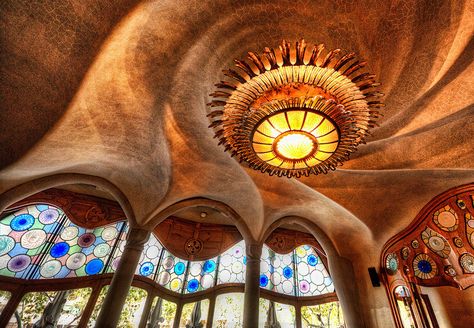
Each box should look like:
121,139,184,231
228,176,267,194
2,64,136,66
0,0,473,262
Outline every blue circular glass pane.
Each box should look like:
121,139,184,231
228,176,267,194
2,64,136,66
307,254,318,266
140,262,154,276
85,258,104,275
260,274,269,287
283,266,293,279
50,242,70,258
11,214,35,231
243,256,247,265
203,260,216,273
187,279,199,292
417,260,432,273
174,262,185,275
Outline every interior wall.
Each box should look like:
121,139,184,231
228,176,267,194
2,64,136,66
421,286,474,328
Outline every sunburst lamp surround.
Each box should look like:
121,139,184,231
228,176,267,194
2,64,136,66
208,40,383,177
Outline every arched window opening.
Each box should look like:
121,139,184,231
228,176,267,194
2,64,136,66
0,199,344,327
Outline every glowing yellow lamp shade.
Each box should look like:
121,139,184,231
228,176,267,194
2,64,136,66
252,110,339,169
275,132,315,160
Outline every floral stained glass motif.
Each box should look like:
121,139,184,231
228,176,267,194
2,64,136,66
0,205,64,279
217,240,246,284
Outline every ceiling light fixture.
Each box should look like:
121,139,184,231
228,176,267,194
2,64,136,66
208,40,383,177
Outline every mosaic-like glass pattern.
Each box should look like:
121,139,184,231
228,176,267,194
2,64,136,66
260,245,334,297
184,257,218,293
0,205,64,279
0,205,335,298
136,234,163,278
217,240,246,284
156,250,188,293
38,221,125,279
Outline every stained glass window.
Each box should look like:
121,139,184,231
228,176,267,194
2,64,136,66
260,246,295,295
184,257,218,294
37,220,125,279
136,234,163,278
295,245,334,296
0,205,64,278
217,240,246,284
156,250,188,293
260,245,334,297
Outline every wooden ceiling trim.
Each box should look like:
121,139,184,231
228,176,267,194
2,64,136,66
5,188,126,229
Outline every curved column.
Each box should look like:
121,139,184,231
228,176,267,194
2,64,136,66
328,254,365,328
243,243,262,328
95,228,150,328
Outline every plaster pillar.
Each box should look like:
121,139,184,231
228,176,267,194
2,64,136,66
328,254,365,328
243,243,262,328
95,228,150,328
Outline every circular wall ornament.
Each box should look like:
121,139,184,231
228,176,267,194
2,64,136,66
444,265,456,277
413,254,437,280
401,247,410,260
411,240,419,249
453,237,464,248
385,253,399,275
208,39,383,178
185,238,203,256
433,205,458,231
459,253,474,273
421,227,450,258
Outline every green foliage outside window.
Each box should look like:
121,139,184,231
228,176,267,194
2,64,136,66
301,301,345,328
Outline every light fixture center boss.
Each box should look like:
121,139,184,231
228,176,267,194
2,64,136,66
208,40,383,177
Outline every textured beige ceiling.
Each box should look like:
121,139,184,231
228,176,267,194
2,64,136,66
1,0,473,261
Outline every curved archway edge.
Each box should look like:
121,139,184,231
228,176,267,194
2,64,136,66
261,215,366,328
0,173,136,226
145,197,256,244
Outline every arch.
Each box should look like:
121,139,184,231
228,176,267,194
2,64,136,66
260,216,340,258
0,173,136,226
260,215,366,328
145,197,256,244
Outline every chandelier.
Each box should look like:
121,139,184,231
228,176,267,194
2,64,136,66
208,40,383,178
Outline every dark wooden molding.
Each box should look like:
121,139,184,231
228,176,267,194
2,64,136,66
6,188,126,228
265,227,326,257
154,217,244,261
4,188,327,261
